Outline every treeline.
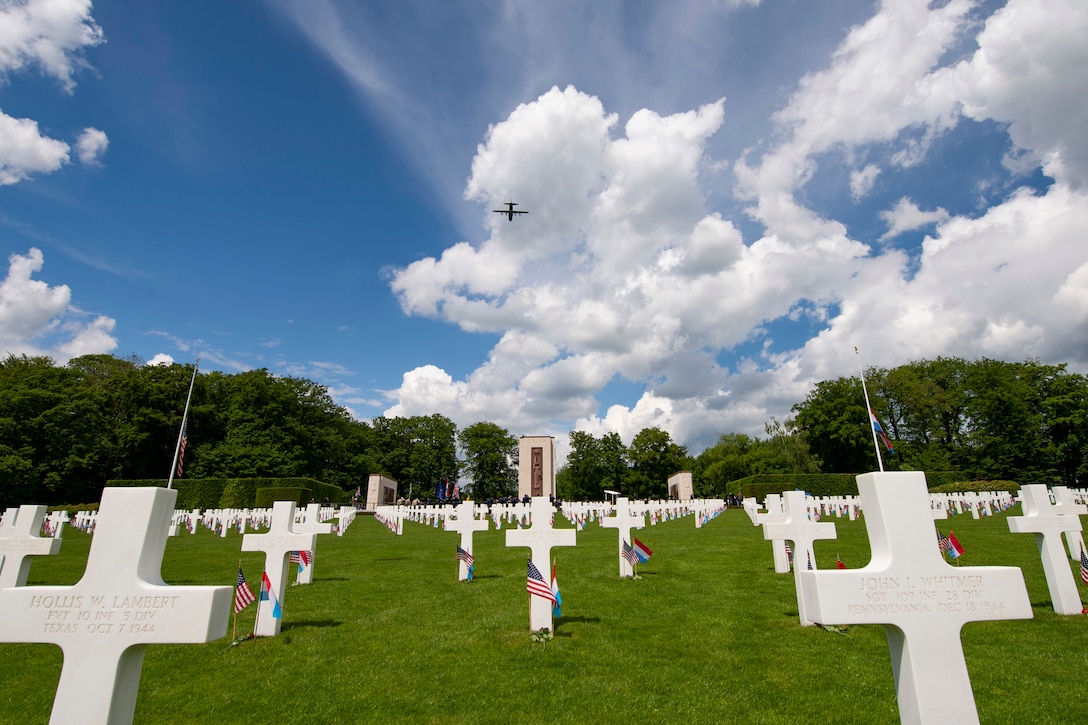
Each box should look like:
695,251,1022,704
2,354,1083,508
560,418,818,500
558,358,1088,498
792,357,1087,485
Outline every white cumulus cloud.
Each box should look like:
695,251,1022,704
0,0,104,92
0,248,118,361
0,0,105,185
0,110,70,184
879,197,950,242
951,0,1088,188
376,1,1088,456
75,127,108,165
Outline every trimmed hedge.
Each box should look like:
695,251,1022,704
928,480,1020,494
48,503,100,518
734,471,967,502
105,477,349,509
255,487,312,508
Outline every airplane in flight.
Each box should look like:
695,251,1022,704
493,201,529,221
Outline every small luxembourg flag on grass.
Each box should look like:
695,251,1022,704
633,537,652,564
260,571,282,619
551,560,562,619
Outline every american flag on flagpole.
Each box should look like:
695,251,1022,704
176,421,188,477
526,559,556,603
234,567,256,614
456,545,474,567
784,542,794,568
1080,546,1088,586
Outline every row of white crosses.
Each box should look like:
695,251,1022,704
73,509,97,532
803,494,862,521
380,496,568,632
931,490,1016,519
373,505,405,534
750,474,1047,724
0,489,348,723
761,491,836,626
559,501,611,529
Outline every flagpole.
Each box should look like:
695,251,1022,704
853,347,884,472
233,559,240,642
168,359,199,489
252,572,262,637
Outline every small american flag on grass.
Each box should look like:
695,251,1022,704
621,540,638,567
234,567,256,614
456,545,474,567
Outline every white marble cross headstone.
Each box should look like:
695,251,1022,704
1051,486,1088,560
762,490,837,626
0,488,231,724
292,503,333,585
756,494,791,574
599,497,645,578
1007,484,1085,615
505,496,576,632
444,500,490,581
800,471,1032,725
335,505,356,537
240,501,316,636
46,510,68,538
0,504,62,589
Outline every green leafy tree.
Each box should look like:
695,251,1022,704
458,422,517,500
960,359,1060,482
558,430,628,500
371,414,459,498
626,427,688,498
762,417,821,474
690,421,819,497
791,376,884,474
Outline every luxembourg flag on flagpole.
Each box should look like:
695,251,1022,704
869,408,895,453
260,571,282,619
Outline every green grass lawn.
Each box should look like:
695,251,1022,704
2,505,1087,724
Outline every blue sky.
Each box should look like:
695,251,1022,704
2,0,1086,459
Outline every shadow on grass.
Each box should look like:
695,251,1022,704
281,619,342,632
467,574,503,580
556,616,601,625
